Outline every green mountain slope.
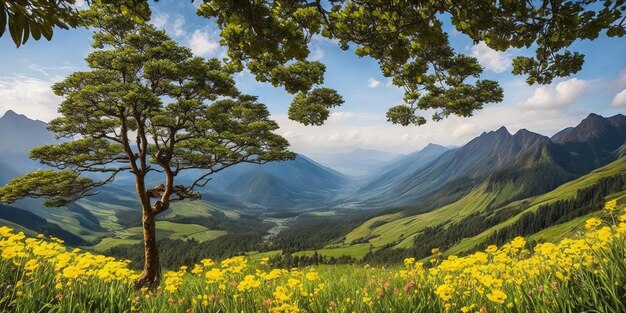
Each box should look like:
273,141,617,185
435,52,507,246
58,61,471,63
304,156,626,261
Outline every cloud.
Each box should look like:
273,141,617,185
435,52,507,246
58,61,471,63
308,46,325,61
328,111,354,123
452,123,479,138
367,77,381,88
0,76,62,122
151,12,168,29
189,30,219,56
518,78,588,110
471,42,512,73
150,12,186,37
172,17,185,37
612,88,626,107
611,68,626,89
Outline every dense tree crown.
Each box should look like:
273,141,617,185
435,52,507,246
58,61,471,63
197,0,625,125
0,0,150,47
1,1,624,125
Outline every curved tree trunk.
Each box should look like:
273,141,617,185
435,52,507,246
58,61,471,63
133,208,160,289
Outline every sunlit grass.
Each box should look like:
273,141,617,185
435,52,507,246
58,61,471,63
1,201,625,312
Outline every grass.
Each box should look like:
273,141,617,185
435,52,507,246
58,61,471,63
92,221,227,252
340,184,507,251
1,207,625,313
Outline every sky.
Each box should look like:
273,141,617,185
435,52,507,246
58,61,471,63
0,1,625,155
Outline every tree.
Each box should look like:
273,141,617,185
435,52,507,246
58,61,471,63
197,0,626,126
0,6,294,288
0,0,150,47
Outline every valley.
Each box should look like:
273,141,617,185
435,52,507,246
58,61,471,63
0,110,625,269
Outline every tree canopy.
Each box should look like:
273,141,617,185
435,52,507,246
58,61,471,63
0,0,150,47
197,0,625,125
1,1,624,125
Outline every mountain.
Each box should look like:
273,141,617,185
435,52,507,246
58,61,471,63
356,127,560,207
210,155,348,210
551,113,626,174
0,110,57,155
550,127,574,142
308,148,400,176
358,143,449,195
0,110,62,183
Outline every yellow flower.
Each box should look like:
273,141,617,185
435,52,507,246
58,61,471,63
205,268,224,283
404,257,415,267
362,296,373,306
487,289,507,304
237,274,261,292
287,278,301,288
200,258,214,268
305,271,319,281
273,286,290,302
435,284,453,301
431,248,440,255
604,199,618,212
270,303,300,313
511,237,526,249
585,218,602,229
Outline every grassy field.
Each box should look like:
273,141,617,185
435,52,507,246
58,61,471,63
93,221,227,252
1,203,625,312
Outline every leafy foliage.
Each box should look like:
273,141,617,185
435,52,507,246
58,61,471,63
0,0,151,47
198,0,625,125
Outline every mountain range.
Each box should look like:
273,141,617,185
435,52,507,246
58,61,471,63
0,110,625,257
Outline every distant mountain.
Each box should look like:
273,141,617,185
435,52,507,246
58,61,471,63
355,113,626,210
357,127,557,207
551,113,626,174
358,143,449,194
209,155,348,210
308,148,400,176
550,127,574,142
0,110,62,183
0,110,57,155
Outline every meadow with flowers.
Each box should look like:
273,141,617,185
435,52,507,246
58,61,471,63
0,199,625,312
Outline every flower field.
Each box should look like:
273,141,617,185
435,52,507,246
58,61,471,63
1,200,625,313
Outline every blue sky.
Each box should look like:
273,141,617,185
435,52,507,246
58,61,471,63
1,1,625,155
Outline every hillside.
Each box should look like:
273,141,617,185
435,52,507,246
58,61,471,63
315,156,626,261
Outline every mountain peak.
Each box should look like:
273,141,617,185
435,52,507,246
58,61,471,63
422,143,447,152
1,110,23,120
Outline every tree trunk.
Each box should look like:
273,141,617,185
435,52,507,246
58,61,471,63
133,209,160,289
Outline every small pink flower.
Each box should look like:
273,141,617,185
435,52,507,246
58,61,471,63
403,280,415,292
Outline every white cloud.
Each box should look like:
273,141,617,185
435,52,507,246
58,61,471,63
0,76,62,122
172,17,185,37
151,12,168,29
453,123,479,138
612,88,626,107
611,68,626,89
189,30,219,56
328,111,354,123
518,78,588,110
471,42,512,73
308,46,325,61
150,12,186,37
367,77,381,88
